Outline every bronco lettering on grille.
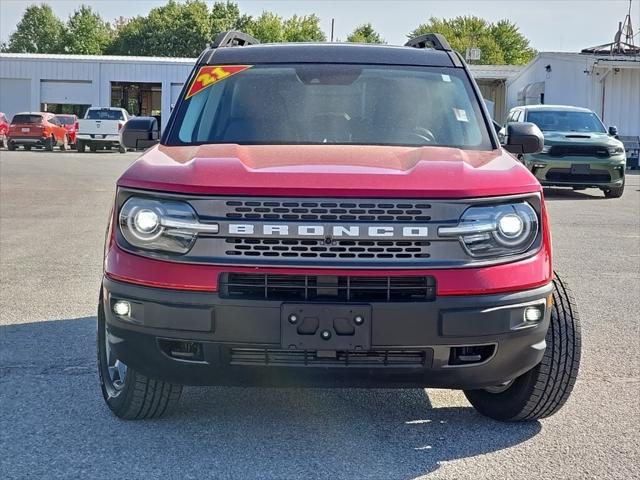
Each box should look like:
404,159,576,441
227,224,428,238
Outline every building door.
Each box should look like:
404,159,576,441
0,78,31,122
111,82,161,124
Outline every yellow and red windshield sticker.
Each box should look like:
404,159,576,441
185,65,252,99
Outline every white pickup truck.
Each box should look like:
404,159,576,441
77,107,130,153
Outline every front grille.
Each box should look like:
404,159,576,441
546,168,611,183
219,273,436,302
548,145,609,158
138,195,490,267
230,348,428,367
224,238,431,259
223,199,432,222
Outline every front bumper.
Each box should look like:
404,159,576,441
102,276,553,389
524,154,626,188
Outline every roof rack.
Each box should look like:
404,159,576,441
404,33,452,52
211,31,259,49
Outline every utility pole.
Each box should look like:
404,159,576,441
331,18,335,42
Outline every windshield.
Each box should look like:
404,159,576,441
527,110,606,133
54,115,75,125
12,114,42,124
168,64,492,149
86,109,124,121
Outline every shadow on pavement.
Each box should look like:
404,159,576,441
0,317,541,479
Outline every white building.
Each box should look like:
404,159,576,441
0,53,194,131
1,50,637,136
507,52,640,136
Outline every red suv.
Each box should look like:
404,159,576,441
100,32,581,421
7,112,69,151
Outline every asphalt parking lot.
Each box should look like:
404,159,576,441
1,150,638,479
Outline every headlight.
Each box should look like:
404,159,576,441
438,202,539,258
119,197,218,254
607,146,624,156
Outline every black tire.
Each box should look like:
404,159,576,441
90,143,97,152
118,144,126,154
0,135,6,149
464,272,581,421
603,179,624,198
24,145,31,151
8,141,16,151
44,136,54,151
97,300,183,420
77,140,86,152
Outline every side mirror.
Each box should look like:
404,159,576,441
121,116,159,150
502,122,544,154
608,126,618,137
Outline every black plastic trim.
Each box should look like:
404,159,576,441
102,276,552,388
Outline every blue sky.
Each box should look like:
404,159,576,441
1,0,638,52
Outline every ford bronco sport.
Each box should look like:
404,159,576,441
98,32,581,421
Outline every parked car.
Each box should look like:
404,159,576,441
0,112,8,148
7,112,69,151
53,114,79,148
77,107,130,153
99,31,582,422
501,105,627,198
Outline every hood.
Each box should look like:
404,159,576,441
542,131,621,147
118,144,541,198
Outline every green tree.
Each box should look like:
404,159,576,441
107,16,145,55
210,1,253,38
282,14,326,42
409,16,535,65
108,0,211,57
347,23,384,44
248,11,325,43
249,11,285,43
347,23,386,43
63,6,112,54
490,20,536,65
6,4,65,53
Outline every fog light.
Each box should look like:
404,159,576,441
113,300,131,317
524,306,543,322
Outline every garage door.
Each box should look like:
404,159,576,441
40,80,93,105
0,78,31,122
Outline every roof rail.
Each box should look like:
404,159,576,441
211,31,259,49
404,33,452,52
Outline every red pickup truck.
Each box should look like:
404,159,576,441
7,112,69,151
99,32,581,421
